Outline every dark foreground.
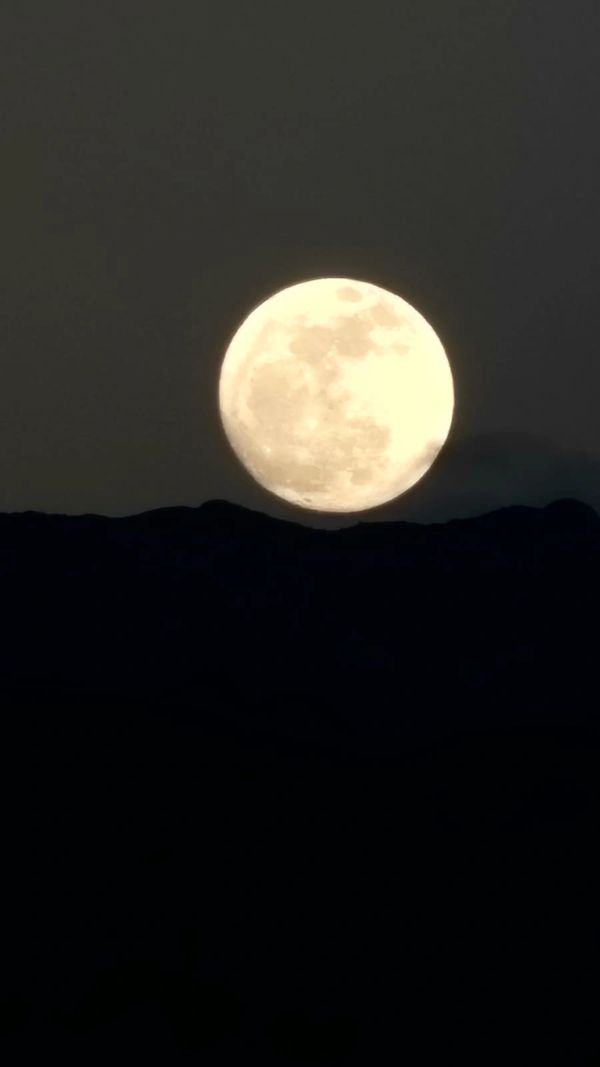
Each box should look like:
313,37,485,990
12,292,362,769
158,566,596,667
2,499,599,1061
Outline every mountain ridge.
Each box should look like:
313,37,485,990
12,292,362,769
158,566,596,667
0,494,597,539
1,495,597,728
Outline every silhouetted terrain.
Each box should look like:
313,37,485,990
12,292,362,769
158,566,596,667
2,500,599,1060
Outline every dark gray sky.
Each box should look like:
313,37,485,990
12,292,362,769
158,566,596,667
1,1,599,524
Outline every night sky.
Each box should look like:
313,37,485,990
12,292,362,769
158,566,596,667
2,1,599,523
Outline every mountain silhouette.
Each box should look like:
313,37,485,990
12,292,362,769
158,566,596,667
2,499,599,1060
2,496,598,736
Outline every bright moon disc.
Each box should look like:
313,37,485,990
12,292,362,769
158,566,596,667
219,277,454,512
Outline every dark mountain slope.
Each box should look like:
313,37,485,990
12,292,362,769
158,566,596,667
2,499,599,1061
1,496,598,738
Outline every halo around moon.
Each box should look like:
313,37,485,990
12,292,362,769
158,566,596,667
218,277,454,512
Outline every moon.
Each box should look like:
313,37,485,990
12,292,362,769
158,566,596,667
218,277,454,512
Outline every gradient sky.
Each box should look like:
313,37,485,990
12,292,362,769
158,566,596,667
1,1,599,524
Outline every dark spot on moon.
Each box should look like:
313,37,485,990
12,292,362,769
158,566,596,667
289,324,334,361
337,286,362,303
233,356,393,500
369,301,404,328
333,315,376,359
288,316,376,364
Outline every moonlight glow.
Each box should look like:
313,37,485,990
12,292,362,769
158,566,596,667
219,277,454,512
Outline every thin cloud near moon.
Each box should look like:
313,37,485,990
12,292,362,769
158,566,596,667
219,277,454,512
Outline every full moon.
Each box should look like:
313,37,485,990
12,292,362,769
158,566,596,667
218,277,454,512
